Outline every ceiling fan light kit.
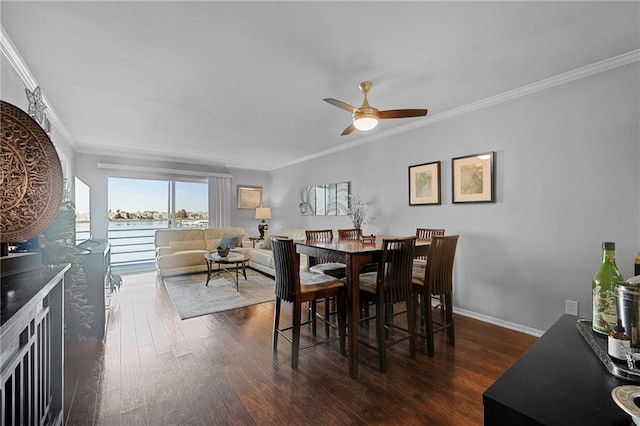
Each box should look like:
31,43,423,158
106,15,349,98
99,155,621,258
324,81,428,135
353,114,378,131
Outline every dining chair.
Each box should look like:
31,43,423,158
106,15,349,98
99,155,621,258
412,235,459,356
413,228,445,282
305,229,347,277
416,228,445,240
305,229,347,336
272,237,347,370
338,228,362,240
358,236,417,373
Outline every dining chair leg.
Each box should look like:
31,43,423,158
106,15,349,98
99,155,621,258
273,298,281,351
337,293,347,355
362,301,370,329
311,301,317,337
425,290,435,357
444,292,455,346
384,304,393,339
324,297,331,337
292,301,302,370
376,298,387,373
406,298,416,360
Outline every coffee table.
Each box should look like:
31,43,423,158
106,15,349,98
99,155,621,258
204,250,250,291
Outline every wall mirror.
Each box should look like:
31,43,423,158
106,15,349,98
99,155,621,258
299,182,349,216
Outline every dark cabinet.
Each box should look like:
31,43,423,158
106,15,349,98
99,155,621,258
483,314,629,425
1,264,69,425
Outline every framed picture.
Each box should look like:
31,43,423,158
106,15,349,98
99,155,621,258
408,161,441,205
452,151,495,203
237,185,263,209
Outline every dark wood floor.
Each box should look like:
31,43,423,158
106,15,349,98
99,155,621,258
63,270,537,425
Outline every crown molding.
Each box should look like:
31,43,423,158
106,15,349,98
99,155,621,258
275,49,640,171
0,26,76,148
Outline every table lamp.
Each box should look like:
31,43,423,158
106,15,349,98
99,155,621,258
255,207,271,238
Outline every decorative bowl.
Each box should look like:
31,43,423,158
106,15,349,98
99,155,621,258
217,246,230,257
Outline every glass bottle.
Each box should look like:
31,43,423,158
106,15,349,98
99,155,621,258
592,242,624,335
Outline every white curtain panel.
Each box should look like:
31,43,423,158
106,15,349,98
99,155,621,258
209,176,232,227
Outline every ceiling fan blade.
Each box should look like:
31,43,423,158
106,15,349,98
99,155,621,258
341,123,356,136
378,109,428,119
324,98,359,114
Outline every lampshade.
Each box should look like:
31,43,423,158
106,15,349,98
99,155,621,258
255,207,271,220
353,112,378,131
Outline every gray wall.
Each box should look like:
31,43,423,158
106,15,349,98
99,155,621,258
1,55,75,180
229,167,272,235
270,63,640,334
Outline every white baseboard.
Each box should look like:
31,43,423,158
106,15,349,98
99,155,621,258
453,307,545,337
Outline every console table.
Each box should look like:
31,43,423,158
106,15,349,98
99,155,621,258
1,264,69,425
483,314,630,425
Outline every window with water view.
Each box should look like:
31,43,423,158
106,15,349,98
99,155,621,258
107,177,208,268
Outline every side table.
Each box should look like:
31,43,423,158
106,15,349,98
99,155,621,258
249,236,264,248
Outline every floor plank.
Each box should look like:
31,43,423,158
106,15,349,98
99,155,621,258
64,270,537,425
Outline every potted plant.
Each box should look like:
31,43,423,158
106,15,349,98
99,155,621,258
348,194,367,231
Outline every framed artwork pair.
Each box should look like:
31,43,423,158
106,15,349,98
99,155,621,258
408,151,495,205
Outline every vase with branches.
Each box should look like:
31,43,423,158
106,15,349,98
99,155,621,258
348,194,367,230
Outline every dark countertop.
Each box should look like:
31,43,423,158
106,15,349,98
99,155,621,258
1,264,69,326
483,314,631,425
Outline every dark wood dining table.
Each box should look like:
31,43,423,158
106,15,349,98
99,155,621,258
296,236,431,379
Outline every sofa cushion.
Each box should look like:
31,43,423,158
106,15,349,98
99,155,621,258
155,228,205,247
169,240,206,251
156,250,207,270
250,248,275,269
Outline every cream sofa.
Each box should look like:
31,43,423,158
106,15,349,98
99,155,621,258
155,227,247,277
248,228,307,276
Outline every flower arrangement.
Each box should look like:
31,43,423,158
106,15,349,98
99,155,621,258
348,194,367,230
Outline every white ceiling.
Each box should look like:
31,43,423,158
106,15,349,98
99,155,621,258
2,1,639,171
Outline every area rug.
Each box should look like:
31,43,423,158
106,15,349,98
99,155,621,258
163,270,275,319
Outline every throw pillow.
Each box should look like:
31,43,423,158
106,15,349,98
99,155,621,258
219,234,239,249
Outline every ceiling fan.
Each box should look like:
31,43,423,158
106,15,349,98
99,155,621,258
324,81,428,136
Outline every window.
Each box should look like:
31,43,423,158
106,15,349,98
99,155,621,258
107,177,208,268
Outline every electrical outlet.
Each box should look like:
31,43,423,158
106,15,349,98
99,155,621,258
565,300,579,316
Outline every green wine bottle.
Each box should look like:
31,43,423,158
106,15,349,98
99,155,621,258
592,242,624,335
